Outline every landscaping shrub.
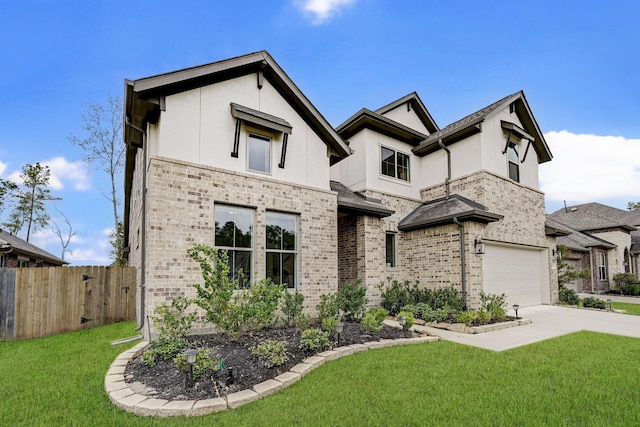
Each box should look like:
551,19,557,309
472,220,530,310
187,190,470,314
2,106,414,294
317,292,340,322
142,296,196,366
321,316,340,335
480,292,508,321
430,286,465,312
173,348,220,380
396,310,414,329
281,290,305,327
457,310,475,326
613,273,640,295
403,303,452,322
188,244,284,338
300,328,331,352
336,280,368,321
559,283,580,305
378,279,413,315
582,297,606,309
251,339,289,368
361,307,388,332
475,308,492,325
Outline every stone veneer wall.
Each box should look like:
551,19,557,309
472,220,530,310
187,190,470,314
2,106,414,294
138,156,338,336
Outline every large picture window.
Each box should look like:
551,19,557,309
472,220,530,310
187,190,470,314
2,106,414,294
266,212,297,288
247,134,271,173
381,146,410,182
215,205,253,287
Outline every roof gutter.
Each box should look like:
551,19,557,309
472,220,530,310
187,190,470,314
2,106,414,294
131,122,148,335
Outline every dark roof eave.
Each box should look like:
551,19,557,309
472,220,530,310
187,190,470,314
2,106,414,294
412,118,483,156
374,92,440,134
398,210,503,232
545,226,572,237
337,203,394,218
337,109,428,146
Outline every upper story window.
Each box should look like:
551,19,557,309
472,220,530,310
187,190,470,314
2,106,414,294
381,146,410,182
247,133,271,174
507,142,520,182
266,212,297,289
214,205,254,288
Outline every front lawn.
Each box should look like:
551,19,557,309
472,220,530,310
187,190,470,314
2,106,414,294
612,301,640,316
1,322,640,426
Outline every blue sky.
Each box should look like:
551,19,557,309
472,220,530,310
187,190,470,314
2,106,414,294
1,0,639,265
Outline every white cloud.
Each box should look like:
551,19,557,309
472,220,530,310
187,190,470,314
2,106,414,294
296,0,356,24
3,157,90,191
540,131,640,204
30,225,111,265
0,161,7,176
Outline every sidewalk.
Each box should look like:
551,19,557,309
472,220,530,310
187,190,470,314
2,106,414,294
577,293,640,304
415,304,640,352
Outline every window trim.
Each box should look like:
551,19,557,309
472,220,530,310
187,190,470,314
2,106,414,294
265,211,298,289
598,252,607,281
507,141,520,182
380,145,411,182
247,133,272,174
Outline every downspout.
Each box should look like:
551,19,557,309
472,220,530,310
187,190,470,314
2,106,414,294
439,139,467,307
128,118,148,334
438,139,451,200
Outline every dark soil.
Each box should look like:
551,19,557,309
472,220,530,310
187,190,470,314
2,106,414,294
125,322,418,401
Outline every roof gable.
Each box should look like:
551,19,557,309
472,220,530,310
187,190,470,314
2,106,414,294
549,202,639,232
124,50,351,163
336,108,428,146
374,92,439,134
412,91,553,163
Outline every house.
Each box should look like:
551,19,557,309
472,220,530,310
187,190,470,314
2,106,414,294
548,203,640,293
123,51,557,338
0,229,67,267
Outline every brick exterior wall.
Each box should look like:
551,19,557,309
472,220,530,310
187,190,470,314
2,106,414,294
132,156,338,336
0,253,62,268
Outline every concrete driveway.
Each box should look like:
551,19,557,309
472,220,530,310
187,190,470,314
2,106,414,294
417,304,640,351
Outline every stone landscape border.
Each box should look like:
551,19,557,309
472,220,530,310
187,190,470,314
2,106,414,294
416,318,532,334
105,335,439,417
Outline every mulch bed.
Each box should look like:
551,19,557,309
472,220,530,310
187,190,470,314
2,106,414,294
125,322,417,401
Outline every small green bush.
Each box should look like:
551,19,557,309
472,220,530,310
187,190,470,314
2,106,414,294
396,310,414,329
251,339,289,368
613,273,640,295
378,279,413,315
457,310,475,326
317,293,340,322
336,280,368,321
480,292,507,321
281,290,305,327
173,348,219,380
627,283,640,296
475,308,492,325
300,328,331,352
582,297,606,309
559,284,580,305
361,307,388,332
322,316,339,335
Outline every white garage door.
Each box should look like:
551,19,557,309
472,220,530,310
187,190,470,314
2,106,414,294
483,244,548,307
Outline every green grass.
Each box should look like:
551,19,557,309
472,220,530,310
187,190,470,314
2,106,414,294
612,301,640,316
2,323,640,426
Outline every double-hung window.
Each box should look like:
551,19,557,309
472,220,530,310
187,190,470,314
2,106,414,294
598,252,607,281
247,134,271,174
507,142,520,182
266,212,297,288
381,146,410,182
214,205,253,288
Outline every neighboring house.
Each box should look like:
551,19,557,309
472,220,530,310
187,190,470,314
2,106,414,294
548,203,640,293
0,229,67,267
123,51,558,338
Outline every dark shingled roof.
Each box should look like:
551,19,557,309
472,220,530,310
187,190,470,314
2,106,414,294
546,216,617,252
330,181,394,218
0,229,67,265
549,202,639,232
398,195,502,232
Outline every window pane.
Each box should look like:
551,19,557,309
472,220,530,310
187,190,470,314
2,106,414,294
248,134,270,173
281,216,296,250
385,233,396,267
234,250,251,288
507,143,519,163
266,252,281,285
215,207,235,247
381,147,396,177
508,162,520,182
397,152,410,181
282,253,296,288
266,223,281,250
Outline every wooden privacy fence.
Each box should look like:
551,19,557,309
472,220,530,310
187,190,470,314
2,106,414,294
0,266,136,341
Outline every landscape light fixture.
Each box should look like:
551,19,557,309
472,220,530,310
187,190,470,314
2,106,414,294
183,348,198,388
335,322,345,347
474,237,485,255
227,367,234,385
607,299,612,311
398,316,407,338
513,304,520,320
